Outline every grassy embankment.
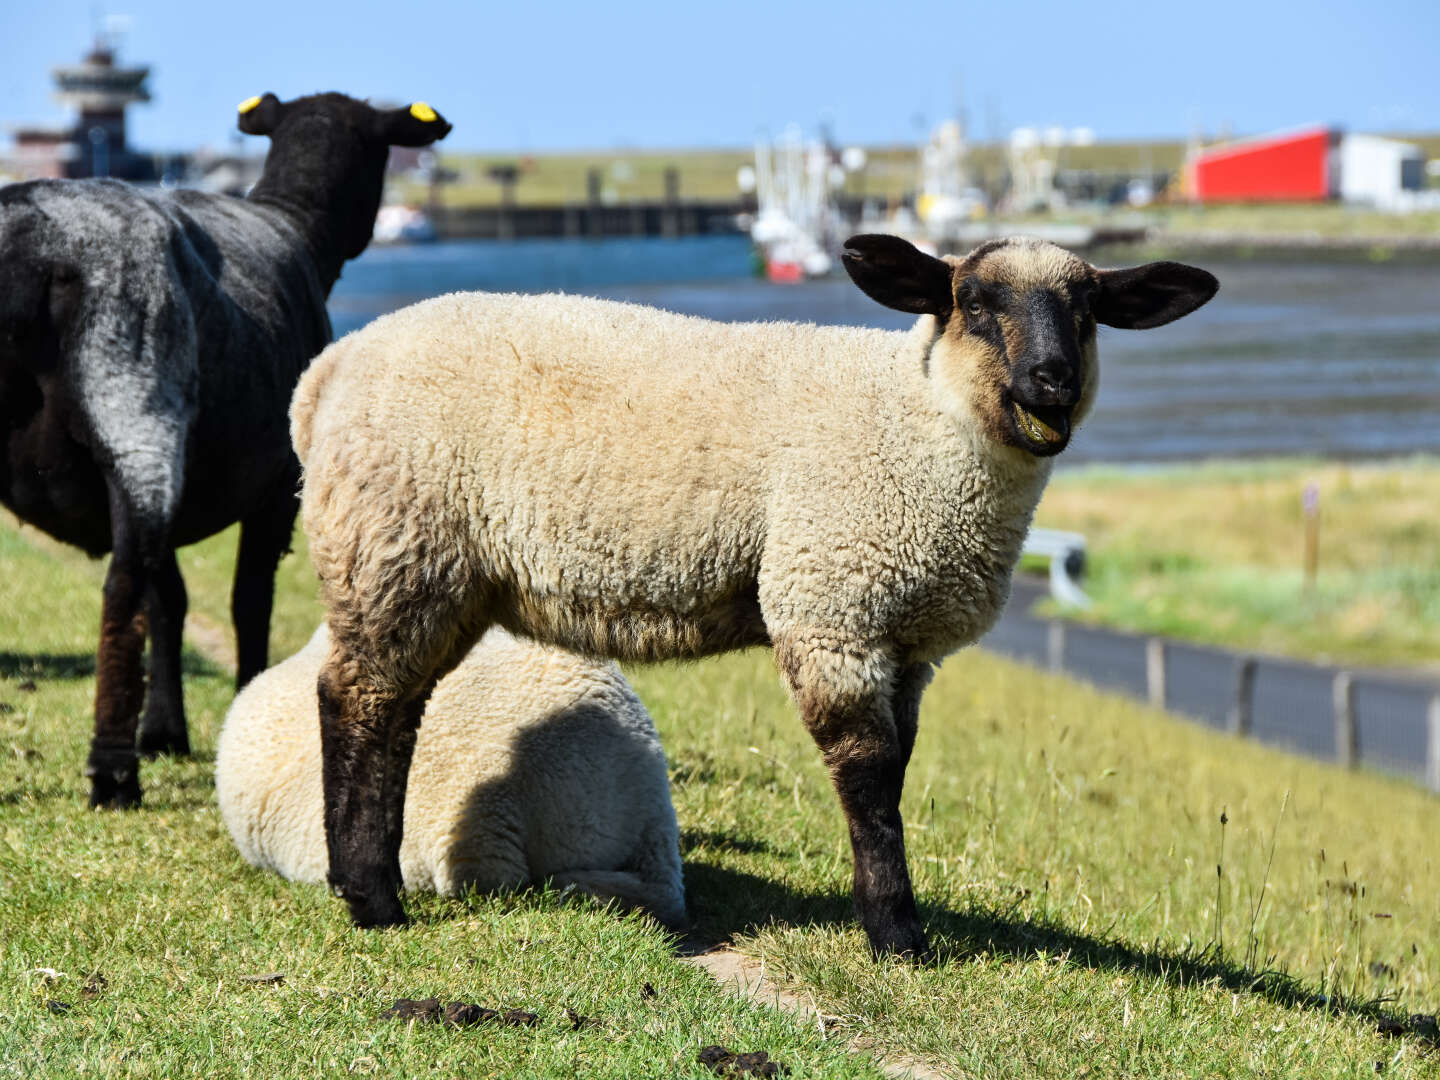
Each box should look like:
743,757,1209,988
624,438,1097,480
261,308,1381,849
1,508,1437,1077
1032,458,1440,670
390,137,1440,243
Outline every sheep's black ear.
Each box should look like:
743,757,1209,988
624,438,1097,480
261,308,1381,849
841,234,954,316
236,92,284,136
375,102,453,147
1093,261,1219,329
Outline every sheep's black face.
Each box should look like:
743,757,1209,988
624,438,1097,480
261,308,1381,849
841,233,1219,458
954,262,1096,457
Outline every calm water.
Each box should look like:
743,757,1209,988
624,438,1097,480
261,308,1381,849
329,237,1440,463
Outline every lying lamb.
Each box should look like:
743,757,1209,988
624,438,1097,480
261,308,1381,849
216,624,686,928
0,92,449,808
292,232,1218,955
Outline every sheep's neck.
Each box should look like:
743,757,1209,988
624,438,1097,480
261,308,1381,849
247,146,389,294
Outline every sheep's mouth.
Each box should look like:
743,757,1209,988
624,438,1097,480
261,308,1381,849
1010,400,1071,455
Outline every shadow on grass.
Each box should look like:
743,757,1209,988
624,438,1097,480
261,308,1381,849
0,648,223,682
0,652,96,680
683,857,1424,1036
679,827,774,857
0,782,72,806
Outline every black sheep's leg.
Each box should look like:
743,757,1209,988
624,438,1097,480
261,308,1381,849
86,486,152,808
776,638,929,960
232,490,298,687
136,548,189,757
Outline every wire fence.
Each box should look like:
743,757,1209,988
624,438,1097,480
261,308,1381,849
979,598,1440,793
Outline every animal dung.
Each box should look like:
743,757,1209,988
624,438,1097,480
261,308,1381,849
697,1045,790,1077
381,998,539,1029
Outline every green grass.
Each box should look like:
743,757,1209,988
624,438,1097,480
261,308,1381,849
1033,458,1440,668
1,509,1437,1077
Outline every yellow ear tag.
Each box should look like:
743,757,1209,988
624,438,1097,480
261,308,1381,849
238,95,262,115
409,101,437,123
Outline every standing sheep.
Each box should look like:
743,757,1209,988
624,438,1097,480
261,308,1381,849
293,233,1217,956
217,624,686,928
0,92,449,808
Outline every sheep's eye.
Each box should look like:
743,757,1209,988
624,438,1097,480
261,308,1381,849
966,301,984,317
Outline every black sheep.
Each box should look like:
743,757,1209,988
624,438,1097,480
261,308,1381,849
0,92,450,808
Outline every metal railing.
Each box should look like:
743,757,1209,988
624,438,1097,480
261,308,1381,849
981,598,1440,793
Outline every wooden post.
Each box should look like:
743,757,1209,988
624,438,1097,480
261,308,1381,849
1047,621,1065,674
586,167,604,238
663,166,680,238
1428,696,1440,794
1303,483,1319,592
1228,657,1256,737
1332,672,1357,769
1146,638,1167,709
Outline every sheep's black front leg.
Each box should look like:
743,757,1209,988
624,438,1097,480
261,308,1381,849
317,663,412,928
136,549,190,757
778,641,929,959
893,662,935,771
232,491,297,687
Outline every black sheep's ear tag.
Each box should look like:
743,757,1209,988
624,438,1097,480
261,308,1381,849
376,102,453,147
236,92,283,136
841,234,954,316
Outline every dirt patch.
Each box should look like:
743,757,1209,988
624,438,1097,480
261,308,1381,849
682,946,953,1080
184,613,236,674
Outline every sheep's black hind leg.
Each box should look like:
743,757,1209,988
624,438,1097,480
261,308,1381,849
136,549,190,758
232,491,297,688
777,639,929,960
86,492,152,808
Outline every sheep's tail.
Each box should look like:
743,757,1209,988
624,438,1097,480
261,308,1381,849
289,340,344,467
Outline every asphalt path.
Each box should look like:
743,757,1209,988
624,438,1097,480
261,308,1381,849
978,579,1438,785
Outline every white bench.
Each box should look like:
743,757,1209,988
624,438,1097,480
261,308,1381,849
1022,527,1091,608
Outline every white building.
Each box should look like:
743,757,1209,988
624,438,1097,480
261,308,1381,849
1338,134,1426,207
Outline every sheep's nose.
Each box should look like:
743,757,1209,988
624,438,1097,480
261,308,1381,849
1026,359,1077,403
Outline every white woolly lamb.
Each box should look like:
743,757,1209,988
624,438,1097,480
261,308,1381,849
291,232,1218,955
215,624,686,928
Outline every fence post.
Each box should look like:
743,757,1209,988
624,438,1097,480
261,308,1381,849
1428,696,1440,794
1146,638,1167,709
1332,672,1357,769
1047,621,1066,674
1228,657,1256,737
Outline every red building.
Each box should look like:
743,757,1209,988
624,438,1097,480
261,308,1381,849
1187,127,1337,203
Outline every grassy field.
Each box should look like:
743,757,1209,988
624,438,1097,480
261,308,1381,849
1,510,1437,1077
1032,458,1440,669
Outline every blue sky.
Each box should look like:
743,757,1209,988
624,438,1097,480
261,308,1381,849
3,0,1437,152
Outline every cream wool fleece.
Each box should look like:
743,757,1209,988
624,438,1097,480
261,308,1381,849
215,624,686,927
291,291,1053,686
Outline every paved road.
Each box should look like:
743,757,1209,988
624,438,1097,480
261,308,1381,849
978,580,1438,785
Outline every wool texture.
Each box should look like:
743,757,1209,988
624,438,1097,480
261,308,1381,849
215,624,686,927
292,290,1056,695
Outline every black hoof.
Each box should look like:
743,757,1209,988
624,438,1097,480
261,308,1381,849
85,740,142,809
864,921,931,962
136,726,190,759
334,881,408,929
